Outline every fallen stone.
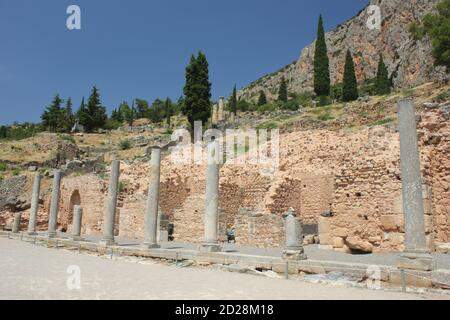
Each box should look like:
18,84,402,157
223,264,249,273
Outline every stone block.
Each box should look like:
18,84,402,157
272,262,299,274
332,237,344,248
389,271,432,288
431,270,450,289
345,236,373,253
319,233,332,245
333,227,348,238
318,217,331,234
397,253,433,271
395,215,405,233
380,215,397,232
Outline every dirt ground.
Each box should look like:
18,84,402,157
0,238,448,300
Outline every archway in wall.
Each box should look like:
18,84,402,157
63,190,81,233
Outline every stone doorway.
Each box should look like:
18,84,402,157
64,190,81,233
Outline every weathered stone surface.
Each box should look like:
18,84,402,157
345,236,373,253
238,0,445,102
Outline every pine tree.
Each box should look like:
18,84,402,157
375,54,391,95
63,97,75,132
278,77,288,103
41,94,64,132
342,49,359,102
182,51,212,130
118,101,134,126
230,85,238,116
314,15,331,97
111,108,123,123
81,86,107,132
257,91,267,106
135,99,150,119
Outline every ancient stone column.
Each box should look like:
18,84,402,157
218,97,225,122
282,208,307,260
143,148,161,249
201,141,221,252
100,160,120,246
47,170,62,238
27,173,41,235
397,99,432,271
12,213,22,234
212,104,218,125
70,205,84,241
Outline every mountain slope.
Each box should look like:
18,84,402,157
238,0,447,102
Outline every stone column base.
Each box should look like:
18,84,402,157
397,251,433,271
142,242,161,249
99,239,116,246
47,232,57,239
27,232,38,236
200,243,222,253
282,247,307,261
70,236,85,242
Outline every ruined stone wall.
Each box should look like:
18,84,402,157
21,106,447,253
58,174,107,235
234,208,285,248
325,107,449,253
420,107,450,244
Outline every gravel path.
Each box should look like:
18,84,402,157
1,238,448,300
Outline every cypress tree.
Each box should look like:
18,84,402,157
41,94,64,132
342,49,359,102
257,90,267,106
278,76,288,103
165,98,173,126
375,54,391,95
182,51,212,130
314,15,331,97
230,85,238,116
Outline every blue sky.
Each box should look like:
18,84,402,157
0,0,368,125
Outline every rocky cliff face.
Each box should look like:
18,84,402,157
239,0,446,102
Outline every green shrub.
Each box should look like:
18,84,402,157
281,100,300,111
12,168,20,176
0,162,7,171
369,117,394,127
257,103,278,113
257,121,279,130
59,134,75,143
317,95,332,107
401,88,415,97
436,91,449,102
331,84,343,102
119,140,131,150
318,113,334,121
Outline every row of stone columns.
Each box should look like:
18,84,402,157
11,99,428,268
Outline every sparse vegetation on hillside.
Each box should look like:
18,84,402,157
409,0,450,69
